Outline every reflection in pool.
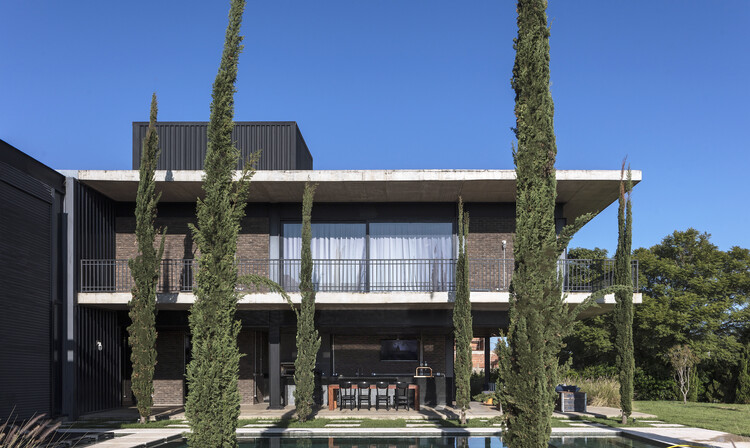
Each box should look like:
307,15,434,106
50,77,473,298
162,435,662,448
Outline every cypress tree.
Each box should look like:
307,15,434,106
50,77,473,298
293,182,322,422
185,0,247,446
453,198,472,425
500,1,617,446
737,343,750,404
502,0,563,445
128,93,165,424
613,162,634,423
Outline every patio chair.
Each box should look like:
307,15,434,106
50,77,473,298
375,381,390,410
394,381,411,411
339,381,356,410
357,381,372,410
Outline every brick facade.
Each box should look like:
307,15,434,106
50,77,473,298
333,334,445,377
152,329,260,405
466,216,515,291
153,331,185,405
116,216,269,260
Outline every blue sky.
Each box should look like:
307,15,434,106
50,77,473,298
1,1,748,254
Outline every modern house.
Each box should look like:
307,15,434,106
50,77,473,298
0,122,641,419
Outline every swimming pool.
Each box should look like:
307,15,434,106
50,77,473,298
161,435,664,448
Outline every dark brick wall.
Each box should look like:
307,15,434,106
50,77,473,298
116,216,269,260
466,216,515,291
152,329,260,405
153,331,185,405
333,334,446,377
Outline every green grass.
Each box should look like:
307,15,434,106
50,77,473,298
634,401,750,437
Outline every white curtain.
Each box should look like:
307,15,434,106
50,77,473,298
282,223,366,291
369,223,453,291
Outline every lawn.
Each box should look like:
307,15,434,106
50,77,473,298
634,401,750,437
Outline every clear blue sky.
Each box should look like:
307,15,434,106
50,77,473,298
2,1,748,254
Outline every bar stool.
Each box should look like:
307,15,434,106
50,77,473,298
339,381,356,410
357,381,372,410
375,381,390,410
394,381,411,410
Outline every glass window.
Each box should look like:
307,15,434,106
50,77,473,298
281,223,366,292
369,222,453,291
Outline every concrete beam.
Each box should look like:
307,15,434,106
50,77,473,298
76,169,642,223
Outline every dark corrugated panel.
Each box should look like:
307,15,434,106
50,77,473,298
0,165,53,419
75,308,122,414
132,122,313,171
75,182,115,297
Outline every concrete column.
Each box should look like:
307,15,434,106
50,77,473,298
268,312,281,409
484,336,491,389
62,177,77,420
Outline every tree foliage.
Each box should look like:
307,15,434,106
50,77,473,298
453,198,472,425
502,0,566,445
293,183,322,422
567,230,750,403
128,93,165,424
613,163,634,423
185,0,247,446
737,343,750,404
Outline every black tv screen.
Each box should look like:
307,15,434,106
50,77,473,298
380,339,418,361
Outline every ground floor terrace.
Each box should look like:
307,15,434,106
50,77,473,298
82,308,512,411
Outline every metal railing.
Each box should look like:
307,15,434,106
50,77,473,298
79,258,638,294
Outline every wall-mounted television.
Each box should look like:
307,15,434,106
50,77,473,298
380,339,418,361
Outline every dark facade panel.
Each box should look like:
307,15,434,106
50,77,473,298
0,161,56,419
75,308,122,414
132,122,313,171
75,182,115,290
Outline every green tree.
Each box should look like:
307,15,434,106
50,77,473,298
293,183,321,421
453,198,472,425
127,93,165,424
185,0,248,445
634,230,749,401
563,248,616,370
736,343,750,404
501,0,601,445
613,164,634,423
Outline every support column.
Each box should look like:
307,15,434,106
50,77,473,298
62,177,77,420
484,336,491,390
268,312,281,409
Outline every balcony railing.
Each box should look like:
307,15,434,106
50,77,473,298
79,258,638,295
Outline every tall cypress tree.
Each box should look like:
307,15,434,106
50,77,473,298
500,1,612,446
502,0,562,445
293,182,322,422
185,0,247,446
128,93,165,424
453,198,472,425
614,162,634,423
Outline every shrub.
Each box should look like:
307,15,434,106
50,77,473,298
0,413,62,447
633,368,677,400
562,376,620,408
470,369,500,399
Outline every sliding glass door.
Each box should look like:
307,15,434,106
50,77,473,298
282,223,366,291
369,222,453,291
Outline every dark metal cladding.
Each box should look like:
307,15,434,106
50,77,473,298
132,122,313,171
0,140,65,420
75,308,123,414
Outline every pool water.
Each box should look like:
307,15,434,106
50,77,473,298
164,435,662,448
